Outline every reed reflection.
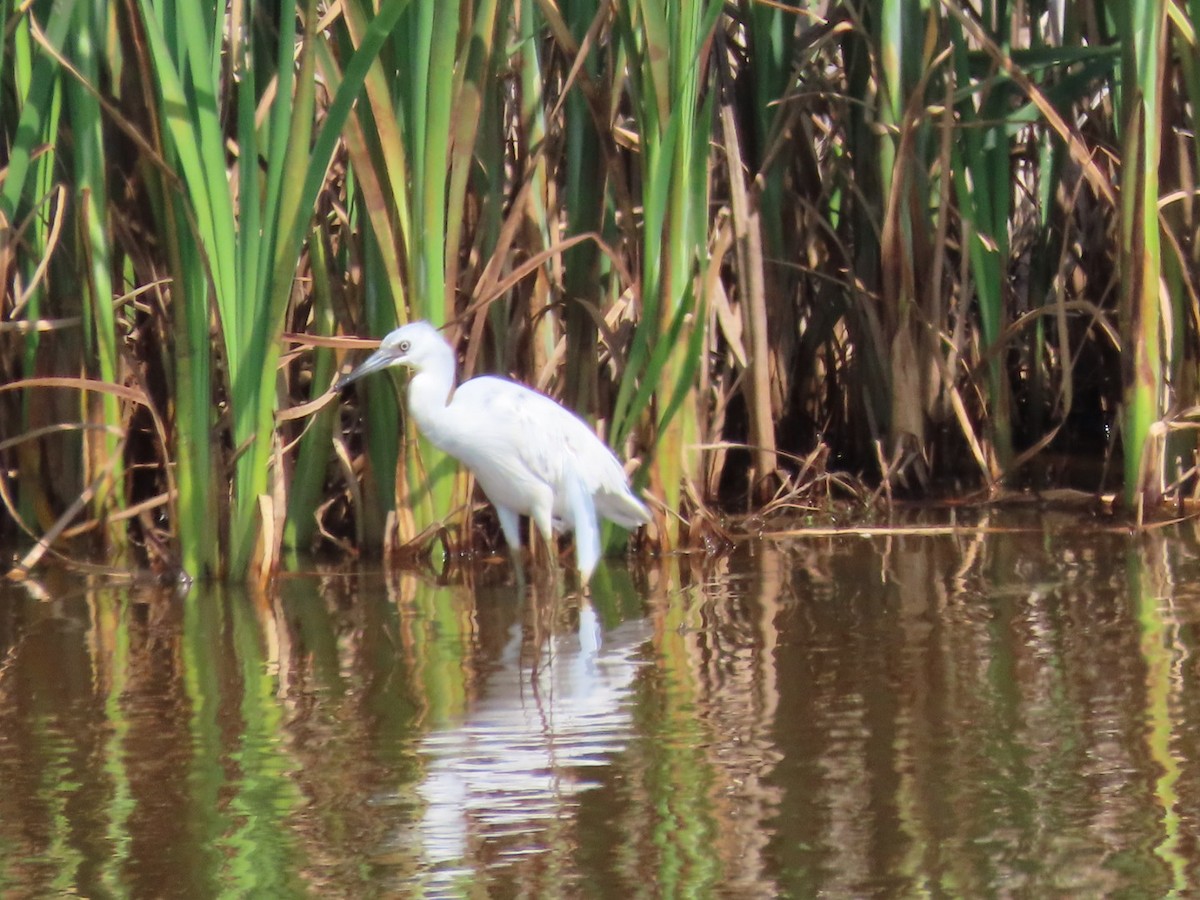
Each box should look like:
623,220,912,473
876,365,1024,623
3,516,1200,896
756,516,1200,896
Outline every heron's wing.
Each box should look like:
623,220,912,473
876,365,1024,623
446,378,563,503
453,376,649,527
529,401,651,530
549,413,650,528
455,378,569,480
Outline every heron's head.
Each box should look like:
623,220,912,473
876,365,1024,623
334,321,450,391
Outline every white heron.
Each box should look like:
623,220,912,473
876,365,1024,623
335,321,651,581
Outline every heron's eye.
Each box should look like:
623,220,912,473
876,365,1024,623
398,340,410,352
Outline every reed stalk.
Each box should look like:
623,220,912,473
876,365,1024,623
3,2,69,534
68,0,124,546
610,0,721,546
1115,0,1167,506
947,3,1016,474
282,231,339,554
332,0,509,561
133,0,408,577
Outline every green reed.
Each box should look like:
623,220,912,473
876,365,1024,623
132,0,407,577
4,1,1200,577
609,0,721,545
3,0,68,535
326,0,508,559
1114,1,1168,505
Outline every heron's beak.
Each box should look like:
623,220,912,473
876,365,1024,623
335,347,401,391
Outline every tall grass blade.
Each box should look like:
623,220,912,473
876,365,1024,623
68,0,124,543
610,0,721,546
1115,1,1167,505
4,3,71,534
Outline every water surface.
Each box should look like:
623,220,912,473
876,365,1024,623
2,511,1200,896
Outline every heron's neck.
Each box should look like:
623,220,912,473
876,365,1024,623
405,352,458,437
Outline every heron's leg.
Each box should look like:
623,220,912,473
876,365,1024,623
530,496,558,578
495,506,522,552
495,506,525,584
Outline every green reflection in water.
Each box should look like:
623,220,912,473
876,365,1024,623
38,705,82,896
630,564,722,897
183,586,228,895
404,575,470,727
5,518,1200,896
976,538,1037,886
100,589,132,896
225,587,308,895
1130,541,1188,896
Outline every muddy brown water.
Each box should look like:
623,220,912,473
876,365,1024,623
2,510,1199,897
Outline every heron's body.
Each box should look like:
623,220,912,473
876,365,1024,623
336,321,650,580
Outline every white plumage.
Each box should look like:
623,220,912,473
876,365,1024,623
336,321,650,581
